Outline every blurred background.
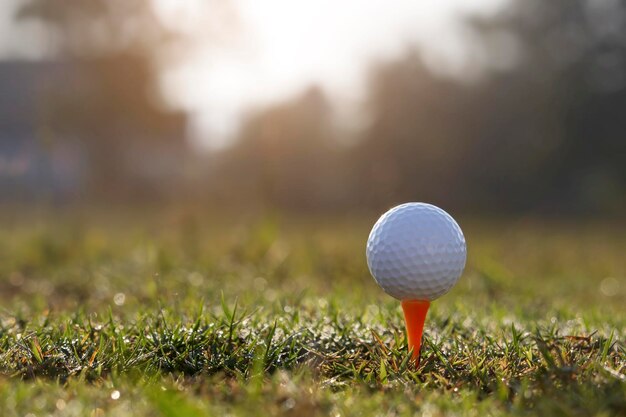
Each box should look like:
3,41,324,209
0,0,624,215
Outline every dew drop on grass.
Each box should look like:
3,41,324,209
113,293,126,306
282,398,296,410
56,399,66,410
600,277,619,297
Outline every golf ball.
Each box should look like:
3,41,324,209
366,203,466,301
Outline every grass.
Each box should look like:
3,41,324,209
0,208,624,416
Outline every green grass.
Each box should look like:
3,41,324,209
0,209,624,416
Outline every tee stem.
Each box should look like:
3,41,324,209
401,299,431,366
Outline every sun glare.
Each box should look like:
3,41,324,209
153,0,510,148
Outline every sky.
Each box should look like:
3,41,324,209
1,0,510,148
0,0,50,59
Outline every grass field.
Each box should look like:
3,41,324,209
0,209,624,416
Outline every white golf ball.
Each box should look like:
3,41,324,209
366,203,466,301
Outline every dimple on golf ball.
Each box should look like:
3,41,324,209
366,202,466,301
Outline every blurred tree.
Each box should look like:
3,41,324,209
354,0,626,214
17,0,172,56
15,0,188,199
218,87,352,210
353,53,479,210
467,0,626,213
